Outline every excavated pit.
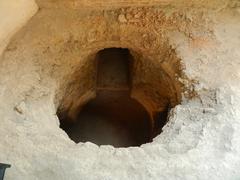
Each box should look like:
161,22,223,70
57,48,179,147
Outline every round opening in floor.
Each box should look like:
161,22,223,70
57,47,181,147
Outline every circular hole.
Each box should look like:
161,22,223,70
57,48,180,147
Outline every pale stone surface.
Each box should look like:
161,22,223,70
0,1,240,180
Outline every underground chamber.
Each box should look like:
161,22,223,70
57,48,181,147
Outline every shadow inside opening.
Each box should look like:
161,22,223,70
58,48,169,147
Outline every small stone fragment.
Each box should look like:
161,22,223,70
118,14,127,23
14,101,26,114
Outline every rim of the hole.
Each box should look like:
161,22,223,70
55,44,184,148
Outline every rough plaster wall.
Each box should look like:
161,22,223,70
0,0,38,55
0,1,240,180
36,0,239,10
